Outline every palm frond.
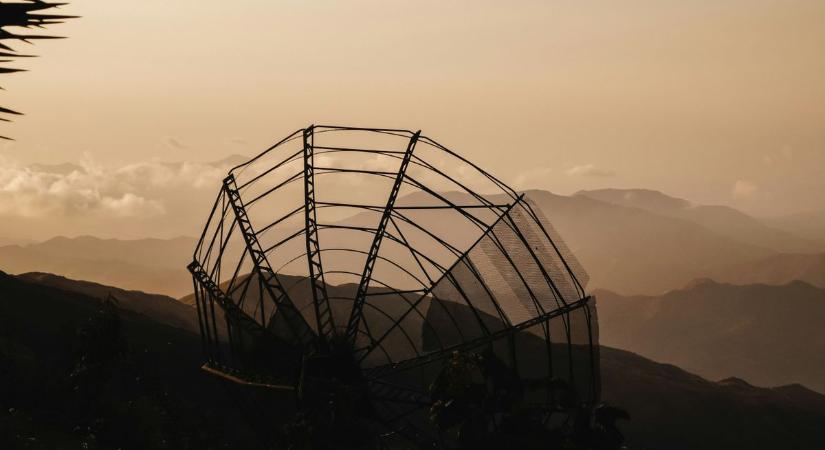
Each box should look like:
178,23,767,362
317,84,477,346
1,1,75,136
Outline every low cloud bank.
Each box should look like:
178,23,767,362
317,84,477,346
0,154,236,219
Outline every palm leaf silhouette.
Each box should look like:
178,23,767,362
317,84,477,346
1,0,76,139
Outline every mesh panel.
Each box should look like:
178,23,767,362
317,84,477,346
424,200,587,329
523,197,589,290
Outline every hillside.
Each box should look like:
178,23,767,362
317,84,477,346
16,272,199,333
4,272,825,449
520,190,774,294
575,188,821,253
0,271,281,449
597,279,825,393
600,347,825,450
717,252,825,288
766,210,825,244
0,236,197,297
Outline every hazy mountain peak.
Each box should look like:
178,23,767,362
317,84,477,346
682,277,721,290
575,188,692,211
576,187,820,254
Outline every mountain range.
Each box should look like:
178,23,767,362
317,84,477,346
3,187,819,298
0,235,196,298
597,279,825,393
574,188,822,253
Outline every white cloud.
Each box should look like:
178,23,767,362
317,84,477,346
565,164,615,177
101,193,166,217
0,154,240,219
732,180,758,199
512,167,553,189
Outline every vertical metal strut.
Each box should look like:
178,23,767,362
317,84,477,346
187,260,267,340
303,126,336,342
345,130,421,345
222,174,317,349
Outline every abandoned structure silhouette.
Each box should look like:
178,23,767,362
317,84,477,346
189,125,601,449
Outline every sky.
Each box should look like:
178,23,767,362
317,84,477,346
1,0,824,241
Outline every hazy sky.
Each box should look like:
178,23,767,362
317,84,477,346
1,0,824,241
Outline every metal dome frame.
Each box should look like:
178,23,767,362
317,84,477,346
187,125,600,448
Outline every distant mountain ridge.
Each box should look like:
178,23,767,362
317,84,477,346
519,189,775,294
717,251,825,288
1,187,820,297
766,209,825,244
575,188,822,253
596,279,825,394
0,235,197,297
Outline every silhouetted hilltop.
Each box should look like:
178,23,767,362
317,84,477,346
0,270,274,449
16,272,199,333
600,346,825,450
0,236,197,297
597,279,825,393
4,271,825,449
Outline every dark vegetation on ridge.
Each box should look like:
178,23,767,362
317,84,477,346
0,270,287,449
2,271,825,449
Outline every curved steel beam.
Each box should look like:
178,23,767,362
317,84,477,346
223,173,317,350
345,131,421,345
